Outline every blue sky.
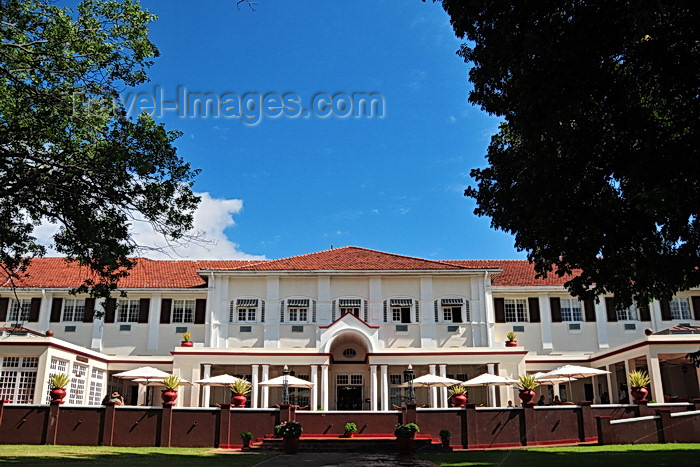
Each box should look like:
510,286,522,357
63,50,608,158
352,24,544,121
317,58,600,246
108,0,526,261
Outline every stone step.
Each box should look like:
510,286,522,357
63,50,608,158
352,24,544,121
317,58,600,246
255,437,449,453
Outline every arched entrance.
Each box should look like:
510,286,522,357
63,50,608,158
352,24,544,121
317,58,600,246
328,332,370,410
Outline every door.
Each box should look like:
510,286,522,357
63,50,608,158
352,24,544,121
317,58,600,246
336,385,362,410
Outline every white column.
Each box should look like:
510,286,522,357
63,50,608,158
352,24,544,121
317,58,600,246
147,294,161,351
487,363,497,407
201,364,211,407
370,364,378,411
594,299,609,349
251,364,259,408
648,354,664,403
539,295,553,350
439,364,448,408
429,364,438,408
608,364,618,402
137,384,148,406
321,364,329,411
39,291,52,333
261,364,269,408
91,298,105,351
380,364,389,411
624,359,634,403
592,375,600,403
310,365,318,410
483,275,495,346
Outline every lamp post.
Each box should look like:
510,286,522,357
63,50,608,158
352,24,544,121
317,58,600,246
282,364,290,405
404,364,415,404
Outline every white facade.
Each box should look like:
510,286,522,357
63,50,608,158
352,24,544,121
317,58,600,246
1,247,698,408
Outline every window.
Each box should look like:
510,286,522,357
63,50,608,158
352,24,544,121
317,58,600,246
62,299,85,322
8,299,31,322
287,299,309,322
505,298,528,322
390,373,408,407
88,368,104,405
560,298,583,322
441,298,466,323
670,298,692,320
230,298,258,322
390,298,412,323
116,299,140,323
339,298,361,318
342,348,357,358
617,303,639,321
0,357,38,404
45,358,69,403
172,299,195,323
69,363,88,404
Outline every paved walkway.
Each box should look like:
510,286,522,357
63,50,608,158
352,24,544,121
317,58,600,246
254,453,438,466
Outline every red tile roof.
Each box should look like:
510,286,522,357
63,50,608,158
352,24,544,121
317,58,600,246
0,248,572,289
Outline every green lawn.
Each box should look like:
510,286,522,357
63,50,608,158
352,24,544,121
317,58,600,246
419,444,700,466
0,445,275,466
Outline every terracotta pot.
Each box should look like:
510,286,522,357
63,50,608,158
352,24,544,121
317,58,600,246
505,340,518,347
45,330,54,337
441,437,450,448
231,394,247,408
518,389,536,405
181,340,194,347
50,388,66,404
282,437,300,454
396,435,413,455
630,387,649,403
161,389,178,405
451,394,467,407
242,438,251,449
344,431,355,438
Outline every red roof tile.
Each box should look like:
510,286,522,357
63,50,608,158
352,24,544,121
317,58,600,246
444,260,575,287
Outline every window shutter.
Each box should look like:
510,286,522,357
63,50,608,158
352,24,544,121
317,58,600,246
383,300,388,322
104,298,116,323
639,302,651,321
527,297,541,323
280,301,285,322
584,298,596,322
194,299,206,324
83,298,95,323
434,300,439,322
605,297,617,322
659,299,672,321
312,300,317,323
415,300,420,323
550,297,562,322
331,300,336,321
464,300,471,321
260,300,265,323
28,297,41,322
692,296,700,321
494,298,505,323
160,299,172,324
0,297,8,321
138,298,150,323
50,298,63,323
364,300,368,322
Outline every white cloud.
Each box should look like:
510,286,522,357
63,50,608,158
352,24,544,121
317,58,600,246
34,192,264,261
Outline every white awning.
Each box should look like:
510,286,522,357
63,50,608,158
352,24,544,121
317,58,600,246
287,299,310,307
236,298,259,307
390,298,413,307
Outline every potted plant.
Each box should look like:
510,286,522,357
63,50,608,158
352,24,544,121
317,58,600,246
228,378,252,408
277,420,302,454
48,373,71,404
344,422,357,438
448,385,468,407
628,369,651,403
181,332,193,347
161,375,180,405
240,431,253,450
394,423,420,455
439,429,451,448
517,373,539,405
506,331,518,347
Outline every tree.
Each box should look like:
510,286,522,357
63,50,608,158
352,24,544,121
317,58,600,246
436,0,699,308
0,0,200,299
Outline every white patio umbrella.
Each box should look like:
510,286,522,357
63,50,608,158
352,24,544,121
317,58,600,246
540,365,610,402
113,366,172,382
399,374,463,407
195,374,242,387
259,375,315,388
461,373,519,407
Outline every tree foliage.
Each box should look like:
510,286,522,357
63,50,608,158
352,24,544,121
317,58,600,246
0,0,200,298
437,0,699,308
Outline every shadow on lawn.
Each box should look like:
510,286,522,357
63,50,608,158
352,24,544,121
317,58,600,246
0,452,272,467
422,448,700,467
